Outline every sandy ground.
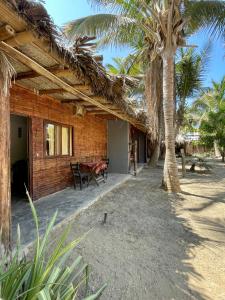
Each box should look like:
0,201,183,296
48,160,225,300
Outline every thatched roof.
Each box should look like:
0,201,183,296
0,0,147,129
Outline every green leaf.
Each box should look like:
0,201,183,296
83,284,107,300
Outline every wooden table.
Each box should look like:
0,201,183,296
80,161,107,186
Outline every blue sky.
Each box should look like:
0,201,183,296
45,0,224,88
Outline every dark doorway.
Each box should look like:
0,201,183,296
10,114,29,197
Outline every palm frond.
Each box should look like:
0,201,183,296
64,14,136,45
0,52,16,98
185,0,225,39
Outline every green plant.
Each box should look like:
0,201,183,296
175,45,211,132
64,0,225,192
200,107,225,161
0,190,106,299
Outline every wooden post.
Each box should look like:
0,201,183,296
0,91,11,251
0,45,13,251
181,148,186,177
134,140,138,176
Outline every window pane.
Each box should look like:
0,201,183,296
62,127,69,155
46,124,55,156
55,125,61,156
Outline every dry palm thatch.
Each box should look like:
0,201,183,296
4,0,145,123
0,52,16,97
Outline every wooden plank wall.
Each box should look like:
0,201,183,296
10,85,107,200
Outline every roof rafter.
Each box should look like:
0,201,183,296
39,85,90,95
16,66,79,81
0,41,144,130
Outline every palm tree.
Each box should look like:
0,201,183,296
64,0,225,192
200,107,225,161
106,56,145,100
106,54,164,166
175,45,210,134
191,76,225,156
0,52,16,251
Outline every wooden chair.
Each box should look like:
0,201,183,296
70,163,90,190
102,158,109,180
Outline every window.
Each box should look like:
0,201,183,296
45,122,73,157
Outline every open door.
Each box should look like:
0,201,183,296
10,114,30,199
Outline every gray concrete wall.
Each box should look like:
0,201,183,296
107,120,129,174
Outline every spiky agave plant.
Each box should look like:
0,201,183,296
0,189,106,300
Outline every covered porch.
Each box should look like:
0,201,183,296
0,0,147,250
11,169,143,248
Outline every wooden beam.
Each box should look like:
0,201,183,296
39,84,89,95
87,111,111,115
6,30,35,47
0,24,15,41
0,86,11,250
61,99,83,103
61,99,95,107
86,107,103,111
40,88,67,95
16,66,77,81
63,100,120,111
0,41,143,130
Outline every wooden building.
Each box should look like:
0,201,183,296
0,0,146,247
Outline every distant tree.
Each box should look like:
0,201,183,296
175,45,210,133
106,56,145,102
191,76,225,157
65,0,225,192
106,54,163,167
200,108,225,161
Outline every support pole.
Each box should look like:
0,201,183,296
181,148,186,177
0,50,14,252
0,91,11,251
134,140,138,176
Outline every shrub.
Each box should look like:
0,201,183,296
0,191,106,299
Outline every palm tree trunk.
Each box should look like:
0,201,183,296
213,140,221,157
0,92,11,251
149,103,163,166
146,56,163,166
176,100,185,136
162,52,181,192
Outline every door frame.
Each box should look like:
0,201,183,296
10,113,33,199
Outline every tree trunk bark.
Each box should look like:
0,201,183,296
176,101,185,136
146,56,163,167
0,91,11,251
221,149,225,162
162,52,181,192
149,141,160,166
149,103,163,166
214,140,221,157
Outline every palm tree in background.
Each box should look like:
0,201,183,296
191,76,225,156
64,0,225,192
175,45,211,134
106,56,145,105
106,54,164,167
